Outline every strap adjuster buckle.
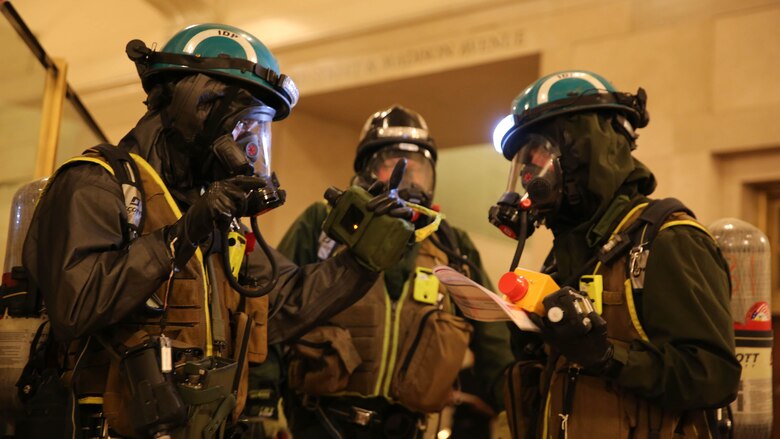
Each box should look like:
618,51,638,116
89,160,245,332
349,406,377,426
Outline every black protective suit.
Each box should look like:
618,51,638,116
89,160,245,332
23,77,379,346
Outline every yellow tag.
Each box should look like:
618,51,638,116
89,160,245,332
413,267,439,305
227,231,247,278
579,275,603,315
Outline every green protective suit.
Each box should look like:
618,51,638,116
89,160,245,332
549,113,739,410
278,201,515,410
508,113,739,438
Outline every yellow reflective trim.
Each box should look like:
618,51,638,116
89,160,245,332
130,153,213,357
613,203,649,238
660,220,713,240
382,282,410,397
542,385,552,438
593,202,649,275
3,292,26,299
78,396,103,405
40,157,116,201
624,279,649,342
373,289,393,396
63,157,115,175
130,154,181,217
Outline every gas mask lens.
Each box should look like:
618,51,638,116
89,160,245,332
511,134,562,212
365,147,435,199
232,115,272,178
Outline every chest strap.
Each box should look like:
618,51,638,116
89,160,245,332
87,145,146,240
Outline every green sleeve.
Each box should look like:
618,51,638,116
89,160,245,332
276,201,329,266
453,227,515,412
614,225,741,410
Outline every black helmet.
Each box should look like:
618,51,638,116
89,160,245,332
354,105,437,173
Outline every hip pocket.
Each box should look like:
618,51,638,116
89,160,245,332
390,307,473,413
287,325,362,395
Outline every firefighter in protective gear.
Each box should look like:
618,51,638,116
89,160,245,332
277,105,515,439
492,71,740,438
21,24,412,438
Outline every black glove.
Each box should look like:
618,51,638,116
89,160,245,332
364,159,413,220
365,188,413,220
528,287,613,371
245,172,286,216
167,176,264,269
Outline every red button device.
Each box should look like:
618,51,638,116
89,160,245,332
498,271,529,302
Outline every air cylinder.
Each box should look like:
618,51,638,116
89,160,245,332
710,218,773,439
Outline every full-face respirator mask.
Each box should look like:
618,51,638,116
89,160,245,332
356,146,436,208
206,105,286,217
489,132,564,241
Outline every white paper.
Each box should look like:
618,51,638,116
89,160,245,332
433,265,540,332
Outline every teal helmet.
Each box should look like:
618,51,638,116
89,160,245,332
493,70,649,159
126,23,298,120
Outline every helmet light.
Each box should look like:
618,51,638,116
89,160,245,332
493,114,515,155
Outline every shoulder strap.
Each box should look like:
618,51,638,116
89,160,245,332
624,198,701,296
629,198,694,251
598,198,693,266
88,144,146,240
565,198,695,287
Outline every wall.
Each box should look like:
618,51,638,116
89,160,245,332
257,110,357,245
36,0,779,287
435,144,554,287
267,0,780,287
24,0,780,285
273,0,780,219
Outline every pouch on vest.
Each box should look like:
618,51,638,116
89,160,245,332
504,360,544,439
288,325,362,395
390,306,473,413
14,321,80,438
172,356,238,439
14,368,79,438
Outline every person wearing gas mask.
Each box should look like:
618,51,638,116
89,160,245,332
20,25,414,439
275,105,514,439
489,71,740,438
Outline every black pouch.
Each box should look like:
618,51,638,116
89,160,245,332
14,320,78,438
121,339,188,438
15,368,78,438
504,360,545,439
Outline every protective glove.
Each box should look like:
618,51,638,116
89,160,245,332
322,160,416,272
166,175,265,269
364,183,413,220
245,172,286,217
359,160,414,220
528,287,614,371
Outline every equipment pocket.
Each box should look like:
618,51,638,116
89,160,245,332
390,307,472,413
504,360,544,439
173,356,238,439
15,369,79,438
287,325,362,395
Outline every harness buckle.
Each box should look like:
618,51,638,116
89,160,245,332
629,243,648,278
349,406,377,426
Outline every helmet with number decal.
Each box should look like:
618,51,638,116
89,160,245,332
493,70,649,159
125,23,298,120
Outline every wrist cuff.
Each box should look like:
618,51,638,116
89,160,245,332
599,344,626,379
